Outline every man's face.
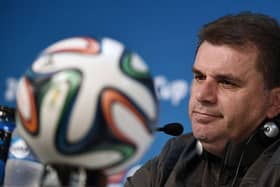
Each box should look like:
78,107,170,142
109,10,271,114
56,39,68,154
188,41,272,154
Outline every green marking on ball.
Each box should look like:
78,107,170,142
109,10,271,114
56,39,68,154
122,53,150,79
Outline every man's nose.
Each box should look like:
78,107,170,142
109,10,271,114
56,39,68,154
195,80,217,104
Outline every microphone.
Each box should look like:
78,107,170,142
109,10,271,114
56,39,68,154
156,123,184,136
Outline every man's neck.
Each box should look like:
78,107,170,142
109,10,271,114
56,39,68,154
201,140,227,158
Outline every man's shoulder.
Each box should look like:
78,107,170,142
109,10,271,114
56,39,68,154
243,138,280,186
167,133,195,149
264,138,280,165
157,133,196,166
125,133,198,187
160,133,194,152
147,133,197,185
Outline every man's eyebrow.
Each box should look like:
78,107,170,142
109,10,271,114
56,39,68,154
192,67,244,84
214,73,243,83
192,67,203,74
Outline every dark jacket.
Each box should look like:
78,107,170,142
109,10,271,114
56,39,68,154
126,132,280,187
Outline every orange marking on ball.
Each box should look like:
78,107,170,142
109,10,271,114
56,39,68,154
101,89,147,143
47,37,100,54
18,78,38,134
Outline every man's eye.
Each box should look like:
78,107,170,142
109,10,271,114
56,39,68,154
194,74,205,81
219,80,237,88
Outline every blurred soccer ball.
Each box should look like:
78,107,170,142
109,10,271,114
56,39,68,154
16,37,158,174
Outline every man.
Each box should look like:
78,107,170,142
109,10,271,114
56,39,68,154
126,12,280,187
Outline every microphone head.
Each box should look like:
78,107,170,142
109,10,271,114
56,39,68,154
157,122,184,136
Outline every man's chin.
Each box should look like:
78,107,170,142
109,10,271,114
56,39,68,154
193,132,214,145
195,135,209,142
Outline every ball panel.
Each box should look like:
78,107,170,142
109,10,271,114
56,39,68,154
111,103,153,152
121,52,150,79
117,52,158,126
109,77,158,131
17,78,31,120
101,88,148,144
81,144,135,169
107,100,154,174
39,70,82,146
44,37,100,55
17,77,39,135
101,38,124,60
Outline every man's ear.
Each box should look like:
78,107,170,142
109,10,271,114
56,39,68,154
267,87,280,119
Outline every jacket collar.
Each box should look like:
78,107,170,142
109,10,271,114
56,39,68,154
223,125,279,169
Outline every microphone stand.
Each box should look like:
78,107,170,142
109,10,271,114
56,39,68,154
42,164,107,187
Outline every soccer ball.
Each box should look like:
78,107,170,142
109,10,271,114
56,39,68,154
16,37,158,174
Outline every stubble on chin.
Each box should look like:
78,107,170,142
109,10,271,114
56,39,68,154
192,124,228,156
196,135,208,142
192,125,209,142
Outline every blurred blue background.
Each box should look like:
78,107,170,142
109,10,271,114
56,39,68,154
1,0,280,185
